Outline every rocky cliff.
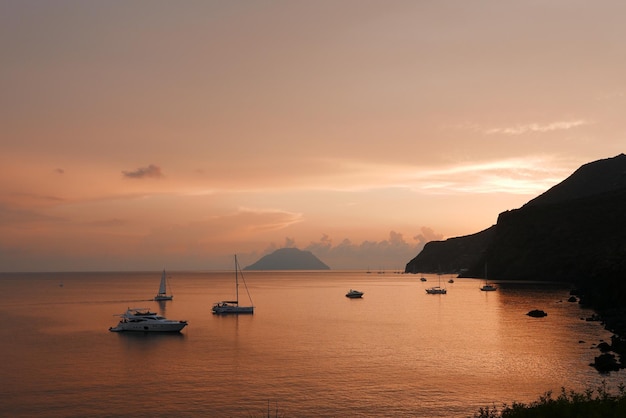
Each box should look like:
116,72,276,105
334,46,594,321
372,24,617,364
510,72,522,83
405,226,495,274
476,187,626,284
405,154,626,291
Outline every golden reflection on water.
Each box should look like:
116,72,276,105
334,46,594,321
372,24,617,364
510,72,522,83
0,271,621,417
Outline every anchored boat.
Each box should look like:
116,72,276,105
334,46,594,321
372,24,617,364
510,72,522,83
212,255,254,314
109,308,187,332
154,269,174,301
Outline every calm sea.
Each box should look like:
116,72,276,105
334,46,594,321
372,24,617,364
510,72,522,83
0,271,622,417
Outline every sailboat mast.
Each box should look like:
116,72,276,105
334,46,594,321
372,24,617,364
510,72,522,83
235,254,239,304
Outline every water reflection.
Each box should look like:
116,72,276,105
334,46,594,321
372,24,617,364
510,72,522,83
212,311,255,340
113,331,185,341
0,271,620,418
156,299,168,316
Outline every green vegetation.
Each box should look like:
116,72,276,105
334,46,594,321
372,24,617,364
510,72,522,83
473,381,626,418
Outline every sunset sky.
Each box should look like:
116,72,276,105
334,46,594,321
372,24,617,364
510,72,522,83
1,1,625,271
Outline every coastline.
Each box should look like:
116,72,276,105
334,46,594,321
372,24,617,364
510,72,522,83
590,307,626,373
575,285,626,374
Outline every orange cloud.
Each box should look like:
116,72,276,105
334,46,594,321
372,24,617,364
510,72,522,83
484,120,591,135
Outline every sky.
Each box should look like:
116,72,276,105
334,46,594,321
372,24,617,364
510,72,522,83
1,1,625,272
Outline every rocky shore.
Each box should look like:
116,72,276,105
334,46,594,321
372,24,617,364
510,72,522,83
588,308,626,373
574,288,626,374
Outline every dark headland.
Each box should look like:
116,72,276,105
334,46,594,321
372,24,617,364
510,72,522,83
405,154,626,373
244,247,330,270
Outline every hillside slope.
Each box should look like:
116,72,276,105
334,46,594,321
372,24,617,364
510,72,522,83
405,154,626,286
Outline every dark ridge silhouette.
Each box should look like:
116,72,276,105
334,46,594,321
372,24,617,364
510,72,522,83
244,248,330,270
405,153,626,288
405,226,495,274
525,153,626,207
470,187,626,283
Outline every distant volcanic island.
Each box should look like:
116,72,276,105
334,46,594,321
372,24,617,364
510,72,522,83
244,248,330,270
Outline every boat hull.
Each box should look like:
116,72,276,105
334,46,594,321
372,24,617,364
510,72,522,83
345,289,364,298
212,305,254,314
154,295,173,301
109,308,187,332
109,321,187,332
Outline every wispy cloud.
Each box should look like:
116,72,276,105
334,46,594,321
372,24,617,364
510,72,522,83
129,207,304,260
316,156,571,196
87,218,128,228
484,120,591,135
230,207,304,232
122,164,163,179
3,192,66,210
595,91,624,101
407,157,570,195
0,203,66,225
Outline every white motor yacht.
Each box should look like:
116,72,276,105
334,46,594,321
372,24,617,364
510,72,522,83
109,308,187,332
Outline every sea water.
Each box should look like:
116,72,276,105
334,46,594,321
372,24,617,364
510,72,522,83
0,271,622,417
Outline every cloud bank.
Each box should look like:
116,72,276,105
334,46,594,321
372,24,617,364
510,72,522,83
255,228,444,270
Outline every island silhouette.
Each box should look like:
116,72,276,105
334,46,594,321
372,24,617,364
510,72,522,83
244,247,330,270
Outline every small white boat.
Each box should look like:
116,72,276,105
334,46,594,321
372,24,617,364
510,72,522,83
420,277,427,282
109,308,187,332
212,255,254,314
345,289,364,298
154,269,173,301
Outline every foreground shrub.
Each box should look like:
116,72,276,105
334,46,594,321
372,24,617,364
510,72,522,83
473,381,626,418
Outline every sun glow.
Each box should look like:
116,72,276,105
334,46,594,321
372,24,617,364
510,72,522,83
1,1,622,271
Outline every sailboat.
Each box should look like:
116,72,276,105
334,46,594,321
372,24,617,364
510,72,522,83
480,282,497,291
425,272,447,294
480,264,497,291
154,269,173,301
212,255,254,314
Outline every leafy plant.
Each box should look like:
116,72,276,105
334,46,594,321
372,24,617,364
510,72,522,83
472,381,626,418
